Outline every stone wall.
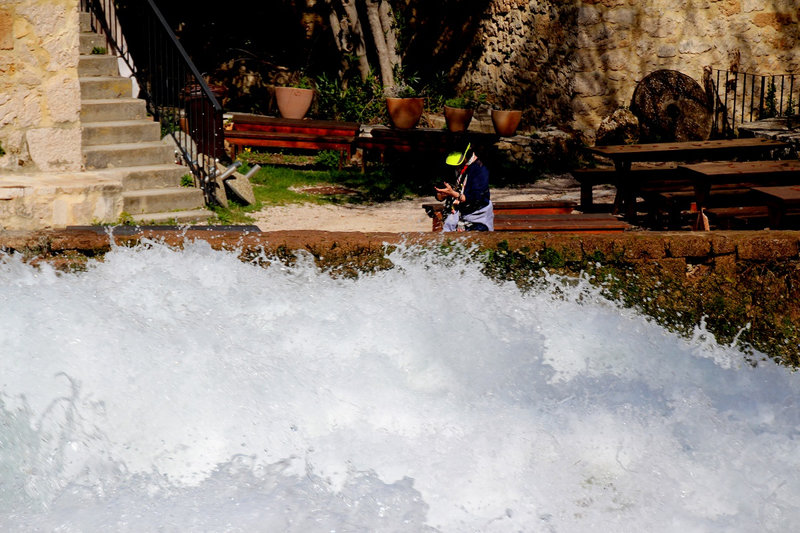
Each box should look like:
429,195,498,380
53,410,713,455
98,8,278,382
0,0,82,172
459,0,800,141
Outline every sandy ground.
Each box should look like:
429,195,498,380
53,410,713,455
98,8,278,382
252,175,617,233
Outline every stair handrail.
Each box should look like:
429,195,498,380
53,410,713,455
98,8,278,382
80,0,225,205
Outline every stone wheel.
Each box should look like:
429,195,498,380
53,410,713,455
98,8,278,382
630,70,712,142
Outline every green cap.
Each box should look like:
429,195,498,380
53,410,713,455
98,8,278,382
445,143,471,166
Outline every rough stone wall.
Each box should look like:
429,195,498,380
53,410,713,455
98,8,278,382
460,0,800,141
0,0,82,172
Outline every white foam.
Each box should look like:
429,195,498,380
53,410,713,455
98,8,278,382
1,241,798,531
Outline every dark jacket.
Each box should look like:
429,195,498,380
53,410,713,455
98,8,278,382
458,160,490,216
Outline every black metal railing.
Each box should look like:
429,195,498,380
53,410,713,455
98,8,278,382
711,69,799,135
80,0,226,204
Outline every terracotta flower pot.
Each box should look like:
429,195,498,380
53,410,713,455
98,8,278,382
385,97,425,129
491,109,522,136
444,106,475,133
275,86,314,119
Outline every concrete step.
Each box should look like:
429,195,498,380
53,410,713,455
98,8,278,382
81,98,148,122
84,141,174,169
121,164,188,190
79,33,106,55
130,208,213,225
82,119,161,146
80,76,132,99
78,54,119,77
80,11,92,33
123,187,206,214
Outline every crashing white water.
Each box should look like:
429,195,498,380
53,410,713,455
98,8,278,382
0,239,798,532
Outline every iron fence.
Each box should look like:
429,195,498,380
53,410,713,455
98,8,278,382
711,69,799,135
80,0,226,204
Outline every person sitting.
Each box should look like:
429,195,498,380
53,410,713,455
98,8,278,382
434,143,494,232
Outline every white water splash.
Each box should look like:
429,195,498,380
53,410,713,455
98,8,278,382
0,240,798,532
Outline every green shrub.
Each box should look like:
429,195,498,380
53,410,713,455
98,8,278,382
444,89,486,110
315,150,342,170
314,71,386,123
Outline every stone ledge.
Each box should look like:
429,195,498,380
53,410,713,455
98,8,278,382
0,171,124,230
1,228,798,265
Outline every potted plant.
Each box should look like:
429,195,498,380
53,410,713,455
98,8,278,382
275,76,315,120
444,89,486,133
384,82,425,130
490,95,522,136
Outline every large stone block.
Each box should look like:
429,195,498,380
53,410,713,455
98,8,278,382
0,7,13,50
44,72,79,123
26,126,81,171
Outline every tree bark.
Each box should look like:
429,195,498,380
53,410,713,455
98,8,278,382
377,0,399,74
365,0,395,88
339,0,370,81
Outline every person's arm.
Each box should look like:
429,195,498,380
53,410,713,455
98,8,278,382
435,182,463,203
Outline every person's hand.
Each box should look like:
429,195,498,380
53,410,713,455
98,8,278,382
435,182,459,199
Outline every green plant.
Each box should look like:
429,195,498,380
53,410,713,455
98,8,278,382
180,174,195,187
158,108,180,138
763,79,778,119
384,65,421,98
314,71,386,123
90,46,107,55
117,211,134,225
0,141,5,157
786,96,795,116
289,75,314,89
445,89,486,110
315,150,342,170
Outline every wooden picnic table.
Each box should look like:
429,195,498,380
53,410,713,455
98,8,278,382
679,159,800,211
751,185,800,228
586,138,790,219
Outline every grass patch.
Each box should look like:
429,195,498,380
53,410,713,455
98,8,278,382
206,146,449,223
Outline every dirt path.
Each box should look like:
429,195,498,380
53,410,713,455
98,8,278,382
252,175,616,232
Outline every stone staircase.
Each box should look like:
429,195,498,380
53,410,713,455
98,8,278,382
78,12,211,224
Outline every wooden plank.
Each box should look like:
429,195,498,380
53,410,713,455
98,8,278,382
680,159,800,179
751,185,800,206
495,213,619,221
589,138,789,163
225,131,355,144
422,200,576,215
494,213,630,233
751,185,800,228
230,113,359,133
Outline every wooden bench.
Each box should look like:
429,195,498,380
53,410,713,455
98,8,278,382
493,213,630,233
355,126,498,168
704,205,771,230
571,165,681,213
225,114,360,165
421,200,628,233
647,183,764,229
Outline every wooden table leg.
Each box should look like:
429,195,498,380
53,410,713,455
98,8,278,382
766,203,784,229
613,160,635,220
580,183,593,212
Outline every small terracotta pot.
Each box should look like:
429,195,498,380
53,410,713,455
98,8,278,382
386,97,425,129
491,109,522,136
444,106,475,133
275,86,314,119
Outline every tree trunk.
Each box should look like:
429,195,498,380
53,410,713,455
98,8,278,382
339,0,370,81
377,0,399,74
365,0,395,88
